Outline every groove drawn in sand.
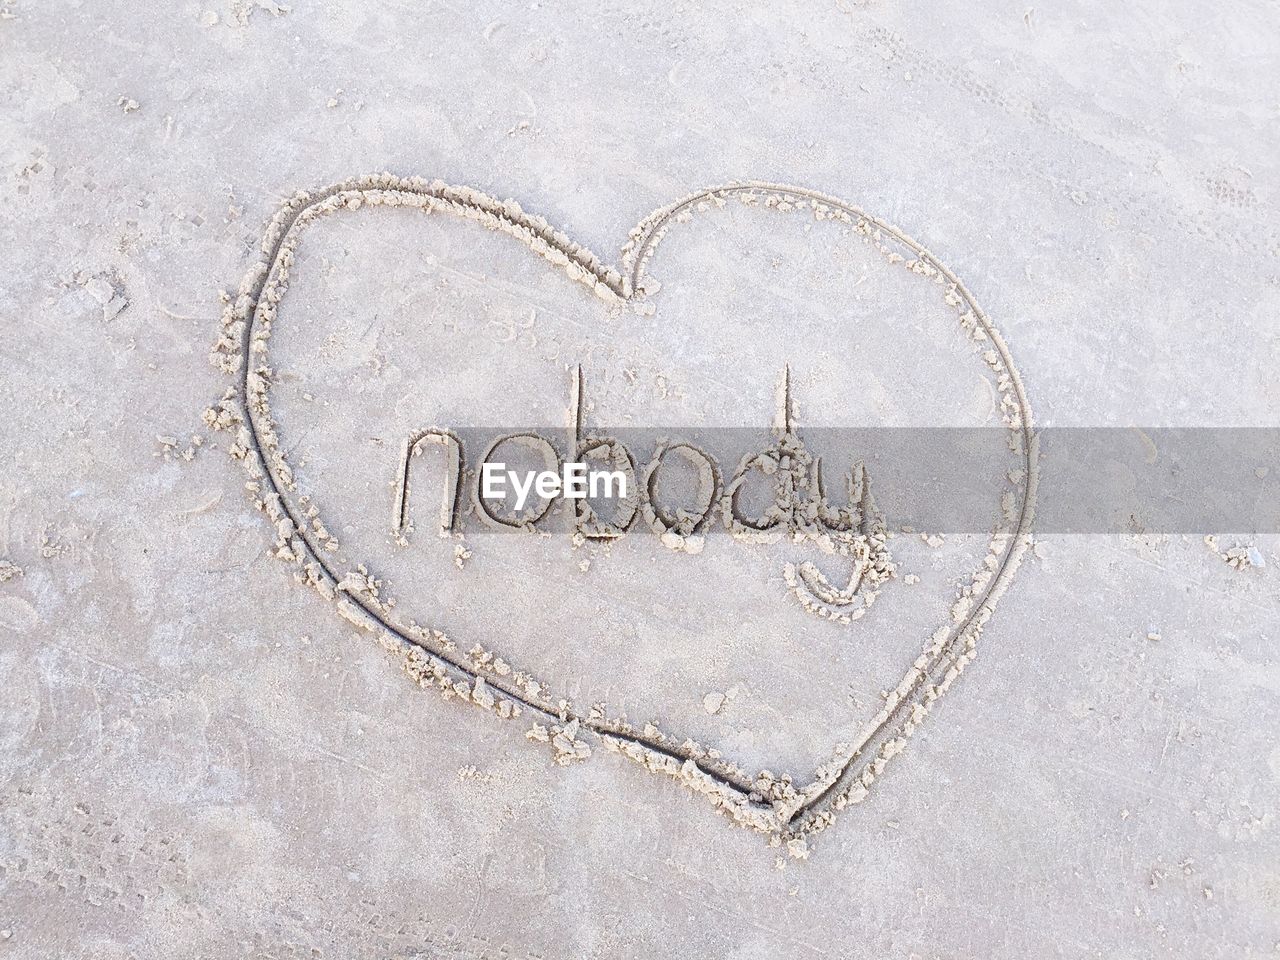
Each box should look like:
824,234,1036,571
206,174,1038,853
390,363,893,620
394,429,463,539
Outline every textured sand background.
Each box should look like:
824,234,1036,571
2,1,1279,957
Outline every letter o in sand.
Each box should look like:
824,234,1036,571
474,433,562,529
641,442,720,537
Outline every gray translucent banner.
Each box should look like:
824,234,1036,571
388,426,1279,534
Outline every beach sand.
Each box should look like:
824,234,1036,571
1,2,1277,956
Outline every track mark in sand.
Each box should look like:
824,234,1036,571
206,174,1037,853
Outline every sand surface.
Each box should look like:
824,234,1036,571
1,1,1278,957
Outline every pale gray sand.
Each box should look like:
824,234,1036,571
1,1,1278,957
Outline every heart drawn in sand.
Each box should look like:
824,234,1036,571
207,175,1037,856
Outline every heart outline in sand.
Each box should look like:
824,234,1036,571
207,175,1037,854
